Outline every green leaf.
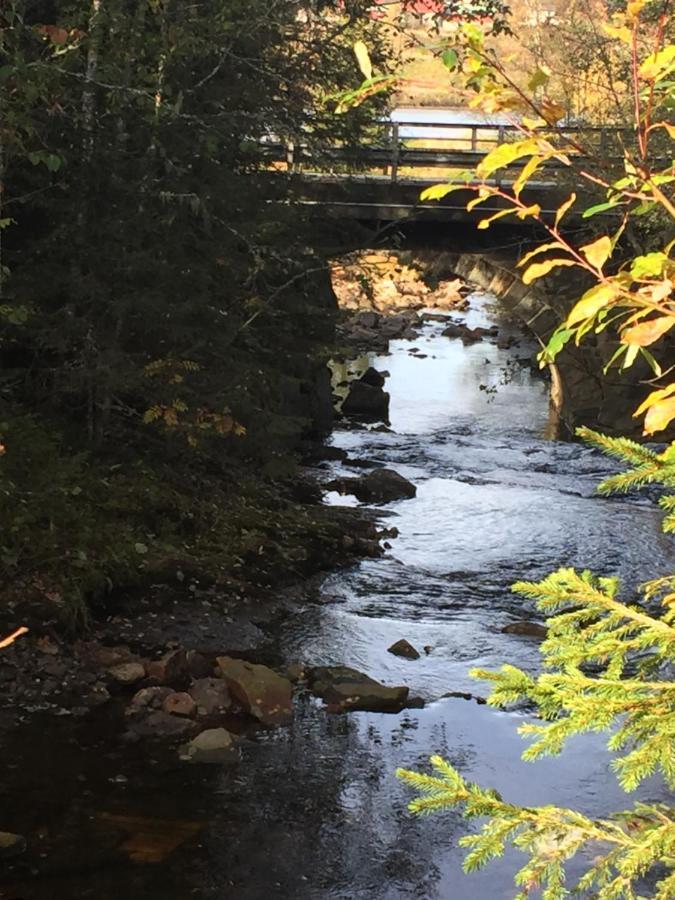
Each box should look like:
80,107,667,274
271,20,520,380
442,49,458,71
639,348,663,377
630,252,668,279
528,67,550,91
540,327,574,362
603,344,628,374
566,284,619,326
581,199,622,219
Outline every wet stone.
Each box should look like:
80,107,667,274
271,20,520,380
107,662,146,686
387,639,420,660
127,710,198,739
162,691,197,718
216,657,293,726
309,666,409,714
188,678,231,716
179,728,238,765
127,686,173,714
145,648,189,686
501,621,548,639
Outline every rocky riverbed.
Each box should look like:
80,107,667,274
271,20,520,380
1,281,670,899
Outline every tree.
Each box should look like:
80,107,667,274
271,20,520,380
383,1,675,895
0,1,392,619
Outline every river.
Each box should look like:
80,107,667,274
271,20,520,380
1,292,670,899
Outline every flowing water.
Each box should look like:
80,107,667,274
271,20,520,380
1,294,671,900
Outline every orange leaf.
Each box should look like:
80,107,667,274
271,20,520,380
622,316,675,346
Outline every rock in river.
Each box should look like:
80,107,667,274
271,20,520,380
145,648,189,686
189,677,231,716
387,639,420,660
161,691,197,718
216,657,293,726
179,728,238,765
309,666,409,713
501,621,548,639
107,661,146,686
351,468,416,503
342,380,390,423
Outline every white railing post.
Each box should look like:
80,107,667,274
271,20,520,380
287,139,295,173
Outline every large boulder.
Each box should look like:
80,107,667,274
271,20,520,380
341,380,390,423
216,657,293,726
352,468,416,503
309,666,409,713
179,728,238,765
189,677,232,716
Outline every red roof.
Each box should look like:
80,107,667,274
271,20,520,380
372,0,446,10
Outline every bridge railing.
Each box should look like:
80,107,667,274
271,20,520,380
259,120,632,184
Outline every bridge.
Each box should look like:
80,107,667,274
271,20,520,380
258,117,626,224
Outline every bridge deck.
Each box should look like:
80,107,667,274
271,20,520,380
258,118,628,222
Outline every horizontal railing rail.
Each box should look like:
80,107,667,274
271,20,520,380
258,119,636,185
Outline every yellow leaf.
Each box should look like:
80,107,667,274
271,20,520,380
467,191,491,211
476,139,543,179
643,397,675,435
517,241,566,268
639,46,675,81
621,316,675,347
516,203,541,220
522,258,577,285
477,208,516,229
634,383,675,416
353,41,372,81
580,236,612,270
555,193,576,227
566,283,618,326
626,0,645,19
602,22,632,43
513,154,544,198
420,183,468,202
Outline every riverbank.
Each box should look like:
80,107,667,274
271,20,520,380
2,277,670,899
